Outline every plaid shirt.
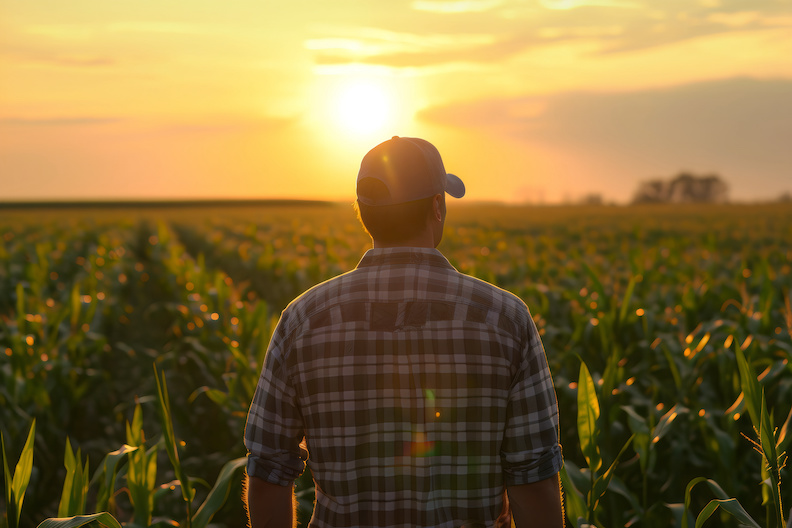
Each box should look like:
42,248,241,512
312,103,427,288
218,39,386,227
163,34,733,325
245,247,562,528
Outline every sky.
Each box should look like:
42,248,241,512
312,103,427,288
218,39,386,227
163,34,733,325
1,0,791,204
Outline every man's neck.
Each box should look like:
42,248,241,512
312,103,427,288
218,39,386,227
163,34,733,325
372,232,436,249
371,241,436,249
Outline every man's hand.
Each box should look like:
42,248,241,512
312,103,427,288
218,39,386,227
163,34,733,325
244,474,296,528
508,473,564,528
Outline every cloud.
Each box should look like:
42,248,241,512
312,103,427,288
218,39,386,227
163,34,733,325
105,21,213,35
1,47,116,68
539,0,639,9
153,117,298,136
411,0,504,13
419,77,792,197
421,76,792,141
308,27,500,67
305,1,792,68
0,117,123,126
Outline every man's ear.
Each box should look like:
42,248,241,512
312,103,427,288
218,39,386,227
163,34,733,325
432,194,443,222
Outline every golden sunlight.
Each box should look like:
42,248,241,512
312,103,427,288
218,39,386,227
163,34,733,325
332,80,393,136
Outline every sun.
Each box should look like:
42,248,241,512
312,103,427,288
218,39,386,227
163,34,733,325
333,81,393,136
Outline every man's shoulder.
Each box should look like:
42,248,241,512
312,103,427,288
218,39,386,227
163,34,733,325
284,269,356,313
455,271,531,320
279,263,533,335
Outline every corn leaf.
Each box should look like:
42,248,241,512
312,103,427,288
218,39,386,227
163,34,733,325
2,433,20,528
92,444,138,512
589,434,634,510
559,465,588,528
617,276,636,325
694,498,761,528
735,343,761,428
777,404,792,452
652,404,685,445
9,420,36,526
36,512,123,528
58,438,76,517
58,438,89,518
759,395,785,526
126,405,155,527
577,361,601,472
154,366,196,516
191,457,247,528
684,477,761,528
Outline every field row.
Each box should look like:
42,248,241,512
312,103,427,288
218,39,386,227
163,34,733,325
1,203,791,527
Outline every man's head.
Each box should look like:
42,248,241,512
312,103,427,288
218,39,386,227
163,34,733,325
355,136,465,247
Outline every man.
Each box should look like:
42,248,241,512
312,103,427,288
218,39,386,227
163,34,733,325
244,136,564,528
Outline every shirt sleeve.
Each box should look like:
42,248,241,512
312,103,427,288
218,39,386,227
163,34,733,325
244,311,307,486
501,311,563,486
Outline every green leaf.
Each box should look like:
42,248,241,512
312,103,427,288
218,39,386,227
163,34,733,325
559,465,588,528
191,457,247,528
58,438,75,517
576,361,601,472
92,444,138,512
621,406,650,435
684,477,760,528
651,404,685,445
683,477,710,528
617,276,636,325
36,512,123,528
777,404,792,453
125,406,155,527
189,386,229,407
154,366,196,516
694,499,761,528
693,500,721,528
759,394,784,526
58,438,87,517
2,433,19,528
735,343,761,428
589,434,634,510
10,419,36,525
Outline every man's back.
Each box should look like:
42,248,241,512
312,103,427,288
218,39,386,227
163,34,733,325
245,247,562,528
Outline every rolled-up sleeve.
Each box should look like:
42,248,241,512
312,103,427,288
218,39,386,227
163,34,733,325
501,313,563,486
244,314,307,485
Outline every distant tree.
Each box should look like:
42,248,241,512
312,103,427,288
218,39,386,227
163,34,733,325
778,191,792,203
632,179,668,204
632,172,729,204
580,193,604,205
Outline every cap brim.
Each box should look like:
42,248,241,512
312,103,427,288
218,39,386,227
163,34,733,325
446,173,465,199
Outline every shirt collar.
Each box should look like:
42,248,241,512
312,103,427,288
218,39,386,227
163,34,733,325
356,247,456,271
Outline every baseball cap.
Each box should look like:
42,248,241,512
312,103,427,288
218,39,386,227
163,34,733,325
356,136,465,206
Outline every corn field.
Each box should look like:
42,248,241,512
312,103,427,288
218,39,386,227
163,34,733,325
1,202,791,528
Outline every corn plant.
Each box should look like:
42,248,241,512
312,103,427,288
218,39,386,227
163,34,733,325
37,513,122,528
124,403,158,527
154,366,195,525
682,343,790,527
1,420,35,528
561,361,634,527
3,203,792,527
31,378,246,528
57,438,90,517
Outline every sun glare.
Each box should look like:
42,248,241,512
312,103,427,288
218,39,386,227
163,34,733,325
333,81,392,136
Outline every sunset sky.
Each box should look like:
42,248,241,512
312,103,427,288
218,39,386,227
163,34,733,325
1,0,791,203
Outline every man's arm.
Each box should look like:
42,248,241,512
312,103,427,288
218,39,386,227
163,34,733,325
244,474,296,528
507,472,564,528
